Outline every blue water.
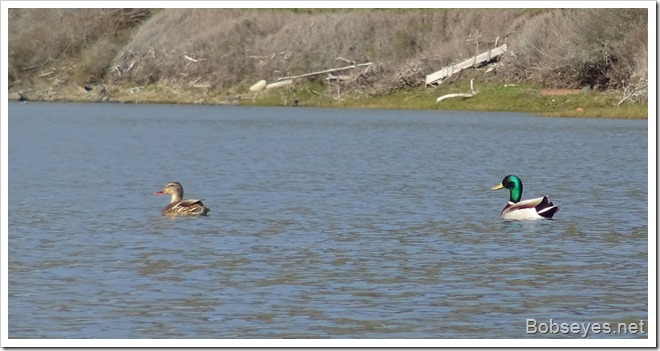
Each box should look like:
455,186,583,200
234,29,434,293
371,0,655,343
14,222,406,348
8,102,648,339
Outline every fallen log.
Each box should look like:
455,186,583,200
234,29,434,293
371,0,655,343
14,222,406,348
426,44,507,85
248,61,372,92
276,62,372,81
249,80,267,92
266,79,293,90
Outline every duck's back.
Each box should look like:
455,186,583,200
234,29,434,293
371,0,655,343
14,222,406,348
163,199,210,216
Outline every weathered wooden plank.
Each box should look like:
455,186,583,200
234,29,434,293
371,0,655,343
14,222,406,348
425,44,507,85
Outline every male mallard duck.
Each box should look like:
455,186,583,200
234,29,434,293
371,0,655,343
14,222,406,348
154,182,209,217
491,175,558,220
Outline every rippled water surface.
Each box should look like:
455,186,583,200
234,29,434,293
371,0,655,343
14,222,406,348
8,102,648,339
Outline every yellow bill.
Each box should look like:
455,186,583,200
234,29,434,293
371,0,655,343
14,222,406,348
491,183,504,190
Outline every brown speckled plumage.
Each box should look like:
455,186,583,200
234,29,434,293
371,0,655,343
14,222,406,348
155,182,209,217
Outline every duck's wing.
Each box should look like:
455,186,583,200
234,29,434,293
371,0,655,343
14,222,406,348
502,196,558,220
179,199,205,207
508,197,546,210
164,199,210,216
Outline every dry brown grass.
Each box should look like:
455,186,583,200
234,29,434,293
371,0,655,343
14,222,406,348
8,8,649,103
8,9,151,85
501,8,647,100
107,9,530,93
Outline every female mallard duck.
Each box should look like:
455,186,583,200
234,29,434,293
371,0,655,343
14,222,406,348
491,175,558,220
154,182,209,217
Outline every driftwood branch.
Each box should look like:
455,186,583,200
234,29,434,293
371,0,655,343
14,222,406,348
336,57,357,66
20,64,41,71
617,80,647,106
326,74,351,82
436,93,476,102
426,44,507,85
184,55,198,63
436,79,478,102
277,62,372,81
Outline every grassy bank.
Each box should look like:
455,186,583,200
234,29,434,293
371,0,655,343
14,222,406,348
243,79,647,119
10,76,647,119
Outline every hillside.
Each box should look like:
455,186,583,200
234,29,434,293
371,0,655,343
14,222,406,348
7,8,648,116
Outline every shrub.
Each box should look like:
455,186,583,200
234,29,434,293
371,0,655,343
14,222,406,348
501,8,647,91
8,9,152,85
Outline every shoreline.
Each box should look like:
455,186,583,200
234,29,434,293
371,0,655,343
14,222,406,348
8,79,648,120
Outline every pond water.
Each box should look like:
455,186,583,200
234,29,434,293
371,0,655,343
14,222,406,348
7,102,648,340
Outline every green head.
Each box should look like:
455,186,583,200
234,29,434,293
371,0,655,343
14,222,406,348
491,175,523,203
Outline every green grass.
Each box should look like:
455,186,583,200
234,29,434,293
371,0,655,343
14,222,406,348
240,78,647,119
21,76,646,120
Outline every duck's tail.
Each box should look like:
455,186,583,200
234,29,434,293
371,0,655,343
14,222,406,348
536,196,558,219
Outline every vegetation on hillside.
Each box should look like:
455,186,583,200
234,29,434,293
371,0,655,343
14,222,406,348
7,8,648,116
8,9,152,84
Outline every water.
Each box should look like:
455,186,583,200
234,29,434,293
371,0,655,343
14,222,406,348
8,102,648,339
